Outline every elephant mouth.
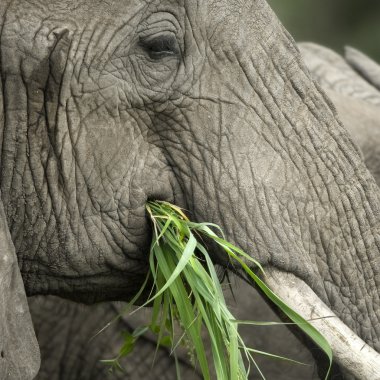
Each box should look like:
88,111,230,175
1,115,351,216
20,180,184,303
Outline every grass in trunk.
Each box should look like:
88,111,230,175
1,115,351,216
101,201,332,379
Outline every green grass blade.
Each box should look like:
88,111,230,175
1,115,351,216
244,347,308,366
103,201,333,380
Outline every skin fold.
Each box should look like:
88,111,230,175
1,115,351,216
0,1,379,379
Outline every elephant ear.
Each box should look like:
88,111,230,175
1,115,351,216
298,42,380,107
0,197,40,379
345,46,380,91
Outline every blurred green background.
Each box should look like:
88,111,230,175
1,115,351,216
268,0,380,62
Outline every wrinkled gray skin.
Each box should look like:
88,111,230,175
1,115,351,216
29,45,380,380
1,0,380,379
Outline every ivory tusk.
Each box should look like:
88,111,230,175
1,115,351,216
264,269,380,380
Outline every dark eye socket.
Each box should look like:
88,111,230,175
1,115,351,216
140,35,180,60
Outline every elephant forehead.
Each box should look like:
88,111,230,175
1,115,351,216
2,0,275,55
5,0,146,24
204,0,275,50
208,0,248,17
4,0,267,30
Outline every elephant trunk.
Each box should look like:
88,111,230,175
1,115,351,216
265,269,380,380
163,1,380,374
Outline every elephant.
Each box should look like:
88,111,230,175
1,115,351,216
1,1,380,379
28,44,380,380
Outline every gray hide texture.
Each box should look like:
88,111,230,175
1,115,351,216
0,1,40,378
0,195,40,380
345,47,380,91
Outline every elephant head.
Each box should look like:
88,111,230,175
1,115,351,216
0,1,379,378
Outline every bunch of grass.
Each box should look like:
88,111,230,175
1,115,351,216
101,201,332,379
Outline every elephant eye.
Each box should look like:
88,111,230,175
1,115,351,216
140,34,180,60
